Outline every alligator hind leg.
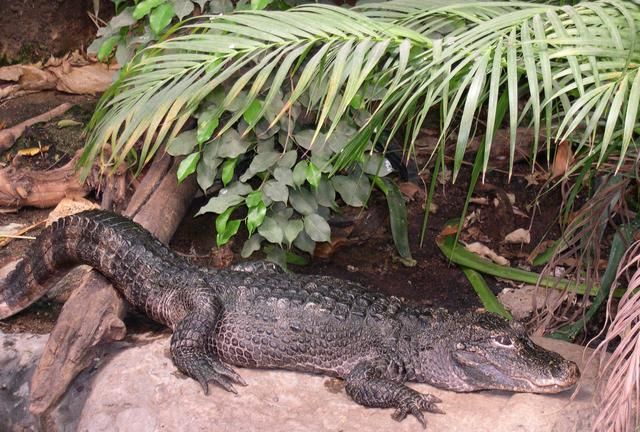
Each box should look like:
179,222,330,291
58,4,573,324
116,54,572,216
345,360,444,428
170,307,246,394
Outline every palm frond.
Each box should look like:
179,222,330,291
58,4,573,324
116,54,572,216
338,0,640,180
83,1,640,181
81,4,431,176
590,239,640,432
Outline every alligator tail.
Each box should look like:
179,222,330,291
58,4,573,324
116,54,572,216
0,210,182,320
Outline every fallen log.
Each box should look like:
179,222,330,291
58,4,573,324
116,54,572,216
28,151,197,415
0,150,91,209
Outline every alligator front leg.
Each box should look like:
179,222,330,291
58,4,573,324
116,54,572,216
345,361,444,428
170,300,247,395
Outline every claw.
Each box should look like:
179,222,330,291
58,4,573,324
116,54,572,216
423,394,442,404
391,391,442,427
198,379,209,396
410,408,426,429
211,375,238,394
427,404,445,415
212,362,247,386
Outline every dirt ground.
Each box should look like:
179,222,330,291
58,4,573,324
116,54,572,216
0,90,567,337
0,0,112,64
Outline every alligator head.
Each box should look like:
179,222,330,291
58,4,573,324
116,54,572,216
414,311,580,393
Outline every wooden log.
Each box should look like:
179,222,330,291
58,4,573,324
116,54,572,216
28,151,197,415
0,150,91,209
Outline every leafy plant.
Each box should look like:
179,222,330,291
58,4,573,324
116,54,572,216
81,3,640,427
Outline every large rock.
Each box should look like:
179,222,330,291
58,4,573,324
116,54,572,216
0,331,599,431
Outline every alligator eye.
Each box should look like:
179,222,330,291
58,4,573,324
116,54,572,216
493,336,513,347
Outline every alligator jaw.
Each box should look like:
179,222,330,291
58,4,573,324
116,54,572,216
524,360,580,394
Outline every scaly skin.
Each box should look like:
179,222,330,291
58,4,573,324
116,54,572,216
0,210,580,427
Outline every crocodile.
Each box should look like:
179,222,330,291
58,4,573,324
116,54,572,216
0,210,580,427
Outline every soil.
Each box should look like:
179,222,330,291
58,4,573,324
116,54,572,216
0,91,565,338
0,0,114,64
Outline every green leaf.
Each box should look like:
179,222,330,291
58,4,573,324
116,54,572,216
284,219,304,246
462,268,512,320
332,174,369,207
293,230,315,254
243,99,264,124
196,154,220,191
294,129,328,154
350,92,364,109
167,130,197,156
132,0,166,21
221,157,238,186
251,0,272,10
303,213,330,242
265,246,287,270
197,109,220,145
197,143,222,191
177,152,200,183
197,182,252,215
245,190,263,208
277,150,298,169
97,35,120,62
217,219,241,246
285,250,308,266
215,206,235,234
170,0,194,20
288,188,317,215
375,177,413,265
247,201,267,235
241,234,263,258
292,161,308,186
257,216,284,244
362,154,393,177
263,180,289,203
217,129,251,158
149,2,175,35
240,151,281,182
132,0,166,19
273,167,294,186
325,121,357,154
305,162,321,188
314,177,336,208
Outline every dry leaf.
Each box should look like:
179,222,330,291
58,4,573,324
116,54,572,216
0,223,26,236
0,51,117,101
398,182,421,201
46,197,100,226
465,242,510,266
470,197,489,205
17,145,50,156
512,206,528,218
524,171,547,186
438,225,458,238
550,141,573,178
504,228,531,244
210,244,235,268
313,237,351,258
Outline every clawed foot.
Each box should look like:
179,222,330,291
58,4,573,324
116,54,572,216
191,359,247,395
391,392,444,428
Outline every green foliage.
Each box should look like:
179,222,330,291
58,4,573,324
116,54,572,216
84,0,640,262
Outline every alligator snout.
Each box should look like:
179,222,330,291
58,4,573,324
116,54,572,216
551,359,580,391
528,357,580,393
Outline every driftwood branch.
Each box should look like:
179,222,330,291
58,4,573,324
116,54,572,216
0,103,72,151
0,150,91,209
29,151,197,415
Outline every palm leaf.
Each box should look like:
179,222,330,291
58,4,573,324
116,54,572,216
81,4,432,177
